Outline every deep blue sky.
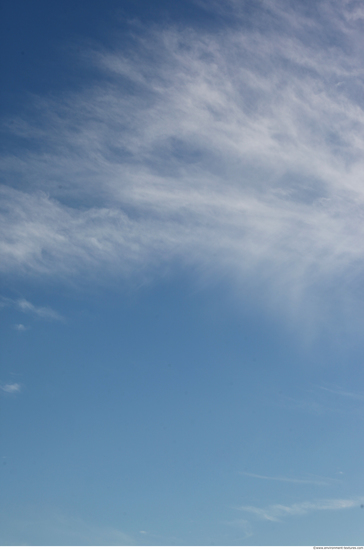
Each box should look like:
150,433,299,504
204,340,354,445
0,0,225,112
1,0,364,545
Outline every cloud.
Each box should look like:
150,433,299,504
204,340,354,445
0,297,63,321
239,496,364,522
241,472,337,486
1,0,364,323
0,383,21,394
13,323,27,331
16,299,63,321
318,386,364,400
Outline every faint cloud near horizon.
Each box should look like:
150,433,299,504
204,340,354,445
239,496,364,522
240,471,338,486
225,518,253,538
0,509,134,546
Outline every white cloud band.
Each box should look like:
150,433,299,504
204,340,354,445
240,496,364,522
1,0,364,320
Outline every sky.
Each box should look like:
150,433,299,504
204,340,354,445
1,0,364,545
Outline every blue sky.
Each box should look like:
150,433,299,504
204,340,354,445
1,0,364,545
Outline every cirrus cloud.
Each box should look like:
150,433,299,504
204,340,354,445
1,0,364,325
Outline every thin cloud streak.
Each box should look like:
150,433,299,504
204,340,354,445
1,0,364,323
16,299,63,321
0,297,63,321
0,383,21,394
239,496,364,522
318,386,364,400
241,472,337,486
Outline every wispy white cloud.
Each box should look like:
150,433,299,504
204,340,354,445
16,299,63,321
241,471,338,486
318,386,364,400
0,297,63,321
0,383,21,394
239,496,364,522
1,0,364,324
12,323,27,331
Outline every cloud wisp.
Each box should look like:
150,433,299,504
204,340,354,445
318,386,364,401
16,299,63,321
1,0,364,322
239,496,364,522
0,383,21,394
12,323,28,331
0,297,63,321
241,472,338,486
